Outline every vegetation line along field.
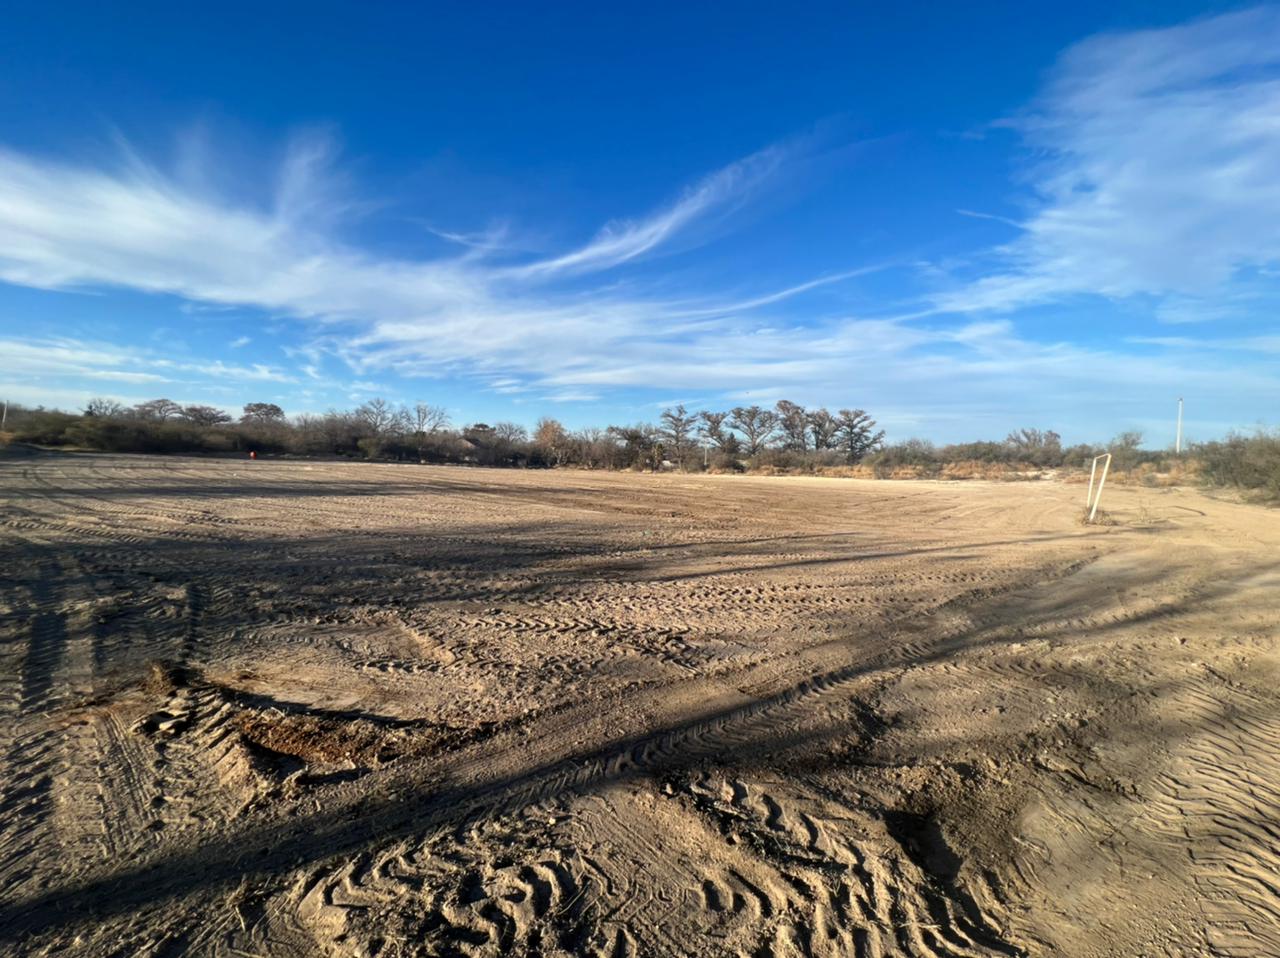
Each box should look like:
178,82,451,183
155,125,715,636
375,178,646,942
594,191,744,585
6,398,1278,497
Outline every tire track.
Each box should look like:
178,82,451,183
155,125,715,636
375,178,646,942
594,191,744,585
1139,676,1280,957
5,454,1277,957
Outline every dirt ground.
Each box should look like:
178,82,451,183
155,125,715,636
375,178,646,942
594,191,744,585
1,451,1277,957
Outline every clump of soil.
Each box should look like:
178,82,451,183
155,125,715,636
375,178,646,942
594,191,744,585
233,711,480,768
141,660,193,698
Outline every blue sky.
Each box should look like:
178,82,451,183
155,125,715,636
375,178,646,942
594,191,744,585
2,1,1278,445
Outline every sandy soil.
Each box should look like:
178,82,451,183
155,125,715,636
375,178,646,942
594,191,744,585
1,451,1277,957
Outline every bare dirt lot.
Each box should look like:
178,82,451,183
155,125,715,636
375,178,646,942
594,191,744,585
2,452,1278,957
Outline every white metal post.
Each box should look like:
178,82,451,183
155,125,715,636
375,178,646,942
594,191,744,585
1087,453,1112,524
1175,397,1183,454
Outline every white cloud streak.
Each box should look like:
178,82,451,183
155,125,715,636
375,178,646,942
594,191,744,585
0,336,297,408
937,6,1280,315
506,144,787,278
0,131,874,396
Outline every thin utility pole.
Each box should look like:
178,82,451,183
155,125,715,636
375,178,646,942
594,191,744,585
1175,397,1183,454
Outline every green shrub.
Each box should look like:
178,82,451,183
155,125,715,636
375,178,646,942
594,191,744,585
1194,431,1280,499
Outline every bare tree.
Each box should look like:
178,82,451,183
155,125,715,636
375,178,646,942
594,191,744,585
356,398,397,437
836,408,884,462
698,411,729,449
493,421,529,443
331,410,366,452
412,403,449,436
134,398,183,421
406,403,449,460
775,400,809,452
181,405,232,427
698,410,741,463
659,404,698,468
807,408,840,451
391,405,413,437
241,402,286,424
291,413,324,454
728,405,778,456
567,427,617,468
84,398,126,418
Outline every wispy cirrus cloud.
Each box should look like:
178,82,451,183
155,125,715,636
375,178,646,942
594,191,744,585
506,143,788,279
0,128,882,397
0,336,296,406
0,338,171,384
936,6,1280,317
1129,333,1280,354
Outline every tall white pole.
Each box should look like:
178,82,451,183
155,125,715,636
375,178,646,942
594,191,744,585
1,400,7,431
1175,397,1183,454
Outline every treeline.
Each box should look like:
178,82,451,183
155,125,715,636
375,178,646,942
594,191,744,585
871,428,1151,472
2,397,884,471
870,426,1280,499
4,398,1277,497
